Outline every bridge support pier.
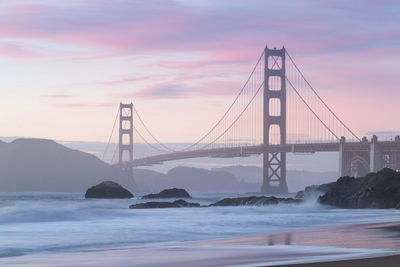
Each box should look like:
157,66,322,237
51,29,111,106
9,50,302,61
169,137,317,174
339,136,346,177
370,135,382,172
395,136,400,171
339,136,370,177
261,46,288,194
339,135,400,177
262,151,287,194
118,102,137,191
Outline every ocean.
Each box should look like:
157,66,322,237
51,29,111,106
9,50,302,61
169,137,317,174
1,192,400,266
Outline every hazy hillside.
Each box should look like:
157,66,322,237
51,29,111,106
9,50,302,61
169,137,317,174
0,139,257,193
214,166,338,192
0,138,338,193
166,166,258,193
0,138,115,192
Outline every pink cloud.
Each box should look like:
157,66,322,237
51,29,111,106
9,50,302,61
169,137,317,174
0,0,398,64
41,94,74,98
50,102,114,108
0,42,41,59
132,78,245,99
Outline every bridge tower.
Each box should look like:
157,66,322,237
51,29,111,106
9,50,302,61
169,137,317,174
118,102,137,190
261,47,288,194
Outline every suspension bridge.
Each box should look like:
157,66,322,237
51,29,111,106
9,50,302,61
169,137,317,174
103,46,400,193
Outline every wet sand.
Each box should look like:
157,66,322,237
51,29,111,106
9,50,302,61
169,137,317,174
270,254,400,267
1,222,400,266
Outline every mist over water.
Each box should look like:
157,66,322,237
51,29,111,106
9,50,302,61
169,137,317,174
1,192,399,259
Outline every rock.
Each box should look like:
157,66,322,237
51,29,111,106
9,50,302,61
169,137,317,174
129,202,176,209
142,188,191,199
318,168,400,209
209,196,302,207
173,199,200,207
295,183,334,200
85,181,133,199
129,199,200,209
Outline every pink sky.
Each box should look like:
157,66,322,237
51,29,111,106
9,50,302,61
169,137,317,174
0,0,399,142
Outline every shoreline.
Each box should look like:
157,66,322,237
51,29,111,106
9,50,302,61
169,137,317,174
265,254,400,267
1,221,400,266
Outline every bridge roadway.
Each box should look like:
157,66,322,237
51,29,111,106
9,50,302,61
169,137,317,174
116,140,400,168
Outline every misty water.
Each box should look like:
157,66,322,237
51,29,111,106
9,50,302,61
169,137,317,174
1,192,400,259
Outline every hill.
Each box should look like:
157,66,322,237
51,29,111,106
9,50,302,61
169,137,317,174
0,138,337,193
0,138,115,191
166,166,257,193
214,166,338,192
0,138,165,192
0,139,254,193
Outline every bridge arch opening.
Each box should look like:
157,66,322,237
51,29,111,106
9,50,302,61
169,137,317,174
267,56,282,70
121,133,131,145
269,124,281,145
121,107,131,117
269,98,281,116
122,120,131,130
268,76,282,91
121,150,131,163
349,155,369,177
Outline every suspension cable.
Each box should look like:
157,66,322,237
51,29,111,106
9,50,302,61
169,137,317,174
132,123,168,153
110,142,118,164
202,81,264,149
131,103,175,152
183,49,266,151
285,51,361,141
286,77,340,141
102,106,120,161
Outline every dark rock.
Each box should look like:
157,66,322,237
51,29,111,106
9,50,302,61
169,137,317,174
142,188,191,199
318,168,400,209
209,196,302,207
85,181,133,199
129,201,177,209
295,183,334,200
173,199,200,207
129,199,200,209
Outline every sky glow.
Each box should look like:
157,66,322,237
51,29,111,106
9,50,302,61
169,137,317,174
1,0,399,142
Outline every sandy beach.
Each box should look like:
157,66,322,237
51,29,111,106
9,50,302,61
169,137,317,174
2,221,400,267
270,254,400,267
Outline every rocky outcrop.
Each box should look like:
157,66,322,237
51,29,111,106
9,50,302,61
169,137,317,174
142,188,191,199
317,168,400,209
209,196,302,207
85,181,133,199
129,199,200,209
295,183,334,200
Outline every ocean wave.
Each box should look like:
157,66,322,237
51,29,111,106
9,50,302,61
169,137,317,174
1,192,399,259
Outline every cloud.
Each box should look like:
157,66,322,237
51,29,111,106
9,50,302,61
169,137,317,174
135,83,189,98
0,42,41,59
1,0,400,104
132,79,245,99
96,74,171,86
46,101,114,109
41,94,74,98
365,131,400,136
1,0,398,58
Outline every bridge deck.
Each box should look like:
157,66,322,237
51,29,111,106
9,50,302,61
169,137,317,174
115,141,400,168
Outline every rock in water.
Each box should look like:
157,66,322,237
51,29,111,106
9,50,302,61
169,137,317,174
295,183,334,200
209,196,302,207
85,181,133,199
318,168,400,209
142,188,191,199
173,199,200,207
129,199,200,209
